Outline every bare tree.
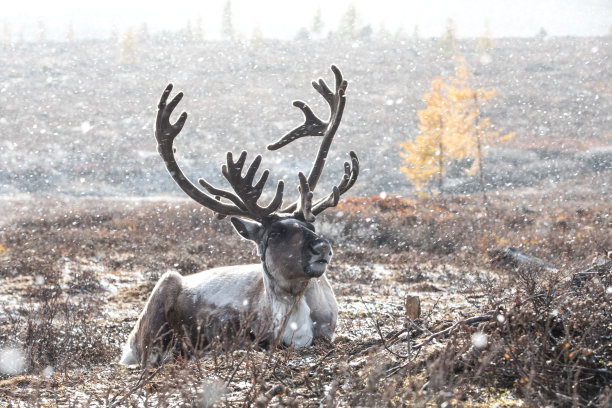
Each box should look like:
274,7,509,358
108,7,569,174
221,0,235,41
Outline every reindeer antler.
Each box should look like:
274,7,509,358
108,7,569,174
268,65,359,219
155,66,358,223
155,84,284,221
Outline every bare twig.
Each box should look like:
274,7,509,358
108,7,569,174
385,317,433,349
272,359,291,387
407,317,433,336
360,296,412,359
308,348,337,373
423,294,443,322
385,315,492,378
109,361,167,407
225,352,248,388
412,315,491,350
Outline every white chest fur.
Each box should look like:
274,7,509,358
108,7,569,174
272,296,314,348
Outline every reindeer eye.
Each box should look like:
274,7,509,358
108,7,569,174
269,228,285,239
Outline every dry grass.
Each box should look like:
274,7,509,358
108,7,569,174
0,180,610,406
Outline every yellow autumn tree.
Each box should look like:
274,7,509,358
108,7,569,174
120,27,137,64
446,57,514,202
399,78,452,196
438,18,457,56
400,56,514,199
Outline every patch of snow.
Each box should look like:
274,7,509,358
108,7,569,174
372,264,394,280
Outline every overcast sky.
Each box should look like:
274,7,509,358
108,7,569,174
2,0,611,41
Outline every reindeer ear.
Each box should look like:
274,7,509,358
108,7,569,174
230,217,265,242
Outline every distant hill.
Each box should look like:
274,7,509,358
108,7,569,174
0,36,610,199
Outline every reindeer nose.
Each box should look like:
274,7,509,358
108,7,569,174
311,240,332,257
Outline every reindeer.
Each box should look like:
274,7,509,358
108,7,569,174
120,66,359,367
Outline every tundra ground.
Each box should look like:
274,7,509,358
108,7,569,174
1,172,610,407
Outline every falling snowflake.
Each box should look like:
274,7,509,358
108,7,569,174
80,121,93,134
471,332,488,349
0,347,25,375
42,366,54,377
198,379,226,408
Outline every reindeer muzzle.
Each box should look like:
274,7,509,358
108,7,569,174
305,240,333,277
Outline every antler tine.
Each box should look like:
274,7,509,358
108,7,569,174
197,178,248,212
297,172,315,222
311,151,359,216
312,65,346,111
221,151,285,218
309,187,339,216
290,150,358,219
337,151,359,194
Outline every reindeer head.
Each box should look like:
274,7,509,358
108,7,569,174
154,66,358,284
231,216,332,284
